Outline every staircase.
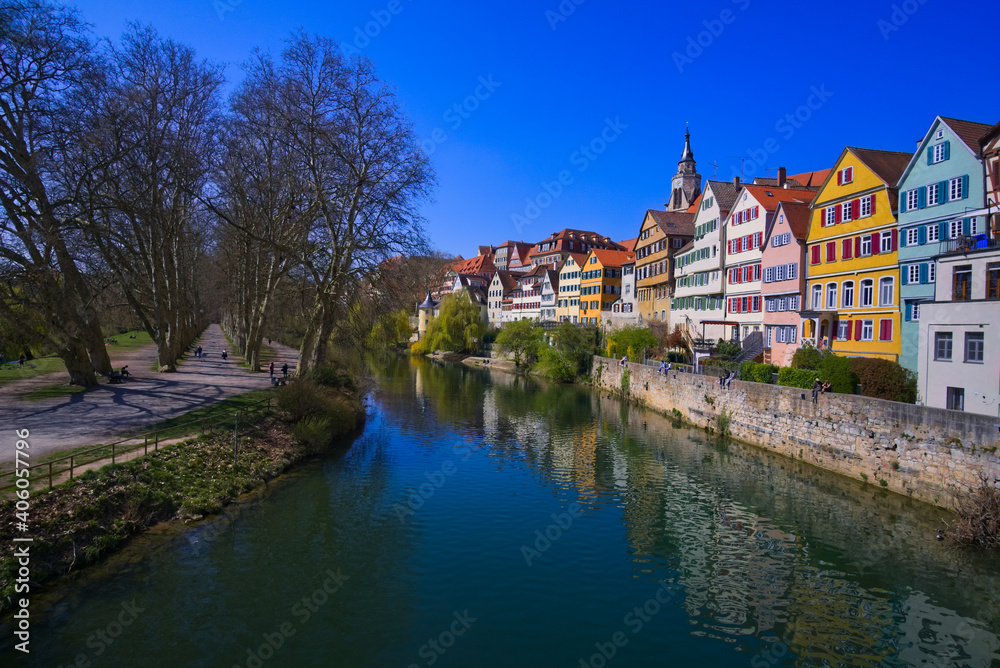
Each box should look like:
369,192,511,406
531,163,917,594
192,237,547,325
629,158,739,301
732,331,764,365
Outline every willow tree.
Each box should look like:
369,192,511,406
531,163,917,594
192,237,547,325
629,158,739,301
0,0,111,385
268,33,434,374
77,25,222,370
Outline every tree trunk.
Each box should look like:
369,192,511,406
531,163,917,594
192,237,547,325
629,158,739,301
297,301,335,376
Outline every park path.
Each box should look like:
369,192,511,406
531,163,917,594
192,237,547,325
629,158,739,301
0,325,298,465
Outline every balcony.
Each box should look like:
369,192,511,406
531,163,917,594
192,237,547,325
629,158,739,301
941,234,1000,254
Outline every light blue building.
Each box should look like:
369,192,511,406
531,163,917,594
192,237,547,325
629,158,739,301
895,116,992,373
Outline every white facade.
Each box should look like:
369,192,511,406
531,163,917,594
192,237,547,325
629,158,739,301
672,181,733,343
917,247,1000,416
540,270,558,322
607,260,638,328
487,271,512,326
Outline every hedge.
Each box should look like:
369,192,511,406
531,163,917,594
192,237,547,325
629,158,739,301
777,367,821,389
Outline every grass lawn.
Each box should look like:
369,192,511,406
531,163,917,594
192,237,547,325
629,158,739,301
0,355,67,386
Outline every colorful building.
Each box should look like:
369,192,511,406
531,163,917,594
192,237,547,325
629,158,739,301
579,248,632,326
555,253,586,323
802,147,910,359
487,270,517,326
895,116,993,373
527,229,623,269
760,201,810,366
980,120,1000,238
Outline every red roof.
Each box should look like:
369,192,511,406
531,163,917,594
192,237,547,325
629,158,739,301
450,254,496,275
774,201,811,241
740,184,816,211
616,237,638,252
588,249,633,268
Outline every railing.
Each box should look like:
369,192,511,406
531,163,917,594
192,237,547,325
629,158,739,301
941,234,999,254
0,397,273,497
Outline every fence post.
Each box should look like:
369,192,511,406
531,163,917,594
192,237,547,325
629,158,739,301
48,461,53,489
233,411,239,467
155,433,158,451
112,443,116,466
70,456,74,480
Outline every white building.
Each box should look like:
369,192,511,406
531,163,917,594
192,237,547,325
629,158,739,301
917,242,1000,416
607,257,638,329
540,269,559,322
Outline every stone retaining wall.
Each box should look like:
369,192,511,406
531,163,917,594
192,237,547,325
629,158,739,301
593,357,1000,508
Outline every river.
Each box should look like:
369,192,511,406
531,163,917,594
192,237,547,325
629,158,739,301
5,356,1000,667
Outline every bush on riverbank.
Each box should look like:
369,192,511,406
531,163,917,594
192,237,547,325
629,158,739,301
949,472,1000,549
275,378,365,452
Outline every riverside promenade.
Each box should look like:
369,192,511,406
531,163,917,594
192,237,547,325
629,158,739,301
0,324,297,464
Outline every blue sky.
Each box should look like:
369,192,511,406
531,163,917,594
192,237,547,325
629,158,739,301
72,0,999,258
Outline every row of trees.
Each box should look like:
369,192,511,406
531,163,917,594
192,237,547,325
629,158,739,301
0,0,435,384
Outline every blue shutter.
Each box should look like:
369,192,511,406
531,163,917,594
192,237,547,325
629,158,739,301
901,267,908,285
926,146,934,165
918,226,926,244
962,174,969,199
904,301,911,322
939,180,949,203
918,187,926,208
900,229,907,247
919,263,928,284
939,221,947,240
943,141,950,160
963,217,971,236
900,191,907,213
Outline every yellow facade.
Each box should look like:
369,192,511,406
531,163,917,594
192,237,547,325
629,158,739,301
804,148,905,360
579,250,625,326
556,255,582,323
635,212,672,324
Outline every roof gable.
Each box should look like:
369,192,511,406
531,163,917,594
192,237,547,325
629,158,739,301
897,116,993,187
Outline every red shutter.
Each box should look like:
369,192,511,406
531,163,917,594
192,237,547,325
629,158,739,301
879,319,892,341
845,320,853,340
871,233,880,255
891,229,898,251
754,205,759,219
855,320,863,340
842,238,852,259
821,207,828,226
835,206,842,224
852,199,860,219
826,241,836,262
831,320,838,341
837,170,843,186
854,237,861,257
870,194,876,215
811,245,820,264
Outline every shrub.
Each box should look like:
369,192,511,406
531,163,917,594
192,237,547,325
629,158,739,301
292,416,336,451
666,351,687,364
715,339,741,359
739,361,755,381
537,347,576,383
739,361,777,383
791,344,825,370
306,363,355,391
816,355,858,394
948,472,1000,548
778,367,821,389
849,357,917,403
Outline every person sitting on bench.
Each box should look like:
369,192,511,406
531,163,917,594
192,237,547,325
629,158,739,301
120,365,130,378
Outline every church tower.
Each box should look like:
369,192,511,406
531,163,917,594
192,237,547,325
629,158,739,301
668,126,701,212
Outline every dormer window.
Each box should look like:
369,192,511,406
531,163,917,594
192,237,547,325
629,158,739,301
837,166,853,185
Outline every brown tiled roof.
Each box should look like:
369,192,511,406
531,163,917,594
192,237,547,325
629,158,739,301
492,269,518,292
741,184,816,211
847,147,912,186
775,201,811,241
940,117,994,154
979,120,1000,151
704,180,741,211
562,252,588,269
451,254,496,275
646,209,696,236
787,169,831,188
677,240,695,254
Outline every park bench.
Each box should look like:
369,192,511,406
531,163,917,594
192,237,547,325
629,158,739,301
107,371,125,384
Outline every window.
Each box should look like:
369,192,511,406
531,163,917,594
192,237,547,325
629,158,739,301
672,238,683,248
842,281,855,308
926,182,940,206
826,282,837,309
837,321,849,340
928,262,936,283
926,224,939,242
880,231,893,253
825,207,836,226
988,263,1000,300
907,265,920,284
954,265,972,301
911,302,920,321
861,320,874,341
879,277,894,305
860,279,874,307
811,284,822,309
841,201,853,222
965,332,984,363
860,195,872,218
932,143,947,163
946,387,964,411
906,189,919,211
838,166,853,184
860,236,872,256
935,332,953,361
948,219,962,239
906,228,919,246
949,176,964,200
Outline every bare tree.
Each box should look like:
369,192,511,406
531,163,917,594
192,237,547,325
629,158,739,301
77,25,223,370
271,33,434,374
0,0,111,385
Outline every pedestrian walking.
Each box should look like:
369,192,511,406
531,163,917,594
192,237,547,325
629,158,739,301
281,363,288,378
18,353,25,368
269,362,275,377
222,350,228,361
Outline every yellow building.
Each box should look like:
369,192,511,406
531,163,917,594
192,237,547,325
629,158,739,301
802,147,910,360
634,209,695,324
579,249,633,326
555,253,586,323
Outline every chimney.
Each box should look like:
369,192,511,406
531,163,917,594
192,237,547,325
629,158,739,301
777,166,786,188
733,176,740,186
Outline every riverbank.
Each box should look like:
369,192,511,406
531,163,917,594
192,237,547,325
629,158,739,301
0,391,364,611
593,356,1000,511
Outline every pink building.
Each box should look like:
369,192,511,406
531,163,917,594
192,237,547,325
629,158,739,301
761,201,810,366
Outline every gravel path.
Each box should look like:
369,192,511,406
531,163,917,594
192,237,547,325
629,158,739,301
1,324,298,464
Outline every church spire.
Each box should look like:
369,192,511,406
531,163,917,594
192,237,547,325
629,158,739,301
680,124,694,162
